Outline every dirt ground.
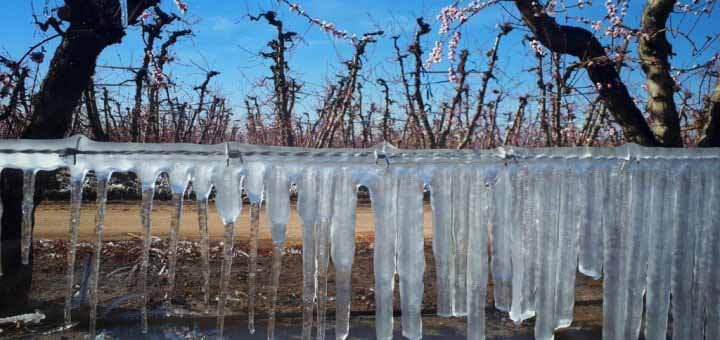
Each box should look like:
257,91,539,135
33,202,436,243
5,202,603,339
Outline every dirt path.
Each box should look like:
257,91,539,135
34,202,436,243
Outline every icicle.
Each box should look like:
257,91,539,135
315,167,335,340
247,202,261,335
21,169,36,265
164,168,189,309
555,167,581,329
619,163,650,340
521,168,539,321
466,168,490,340
266,165,291,340
578,166,603,279
245,162,266,335
214,167,243,340
330,168,357,340
63,168,86,324
602,161,631,340
192,167,214,310
490,167,512,312
429,167,455,316
197,197,211,307
670,165,698,340
509,165,533,323
396,170,425,340
297,168,319,339
534,167,561,340
89,172,111,338
138,171,159,334
688,163,712,340
369,169,397,340
163,192,185,308
705,167,720,340
451,167,470,316
119,0,128,27
644,164,672,340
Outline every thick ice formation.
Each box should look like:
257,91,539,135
0,136,718,340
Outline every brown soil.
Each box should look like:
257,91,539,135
8,203,603,338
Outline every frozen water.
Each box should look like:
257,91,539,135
266,165,291,340
0,136,717,340
89,171,111,338
396,169,425,340
21,169,36,265
466,168,490,340
330,167,357,340
369,168,397,340
490,167,512,312
429,167,455,316
244,161,266,335
213,167,243,340
63,167,86,324
297,168,319,339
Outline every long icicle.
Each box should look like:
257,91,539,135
644,164,672,340
216,221,236,339
21,169,36,265
509,165,531,323
396,170,425,340
89,172,111,338
466,168,490,340
266,165,290,340
602,162,629,340
490,167,512,312
139,174,158,334
370,169,397,340
315,168,335,340
704,168,720,340
197,197,211,309
247,202,261,334
297,168,319,340
164,191,186,309
670,165,696,340
451,167,470,316
330,168,357,340
63,169,86,324
534,166,561,340
555,166,582,328
192,167,214,311
429,167,455,316
215,167,243,340
245,162,265,335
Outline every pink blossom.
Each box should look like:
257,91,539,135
448,67,458,83
174,0,188,14
448,31,461,63
425,41,443,68
530,39,546,56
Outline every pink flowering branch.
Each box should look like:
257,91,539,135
279,0,370,45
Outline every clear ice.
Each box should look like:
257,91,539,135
0,137,716,340
64,167,86,324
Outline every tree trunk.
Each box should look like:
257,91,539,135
698,78,720,147
639,0,683,147
512,0,660,146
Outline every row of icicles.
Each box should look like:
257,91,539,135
1,157,719,340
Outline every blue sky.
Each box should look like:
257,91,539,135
1,0,718,124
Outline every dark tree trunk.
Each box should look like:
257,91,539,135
0,0,157,315
513,0,661,146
